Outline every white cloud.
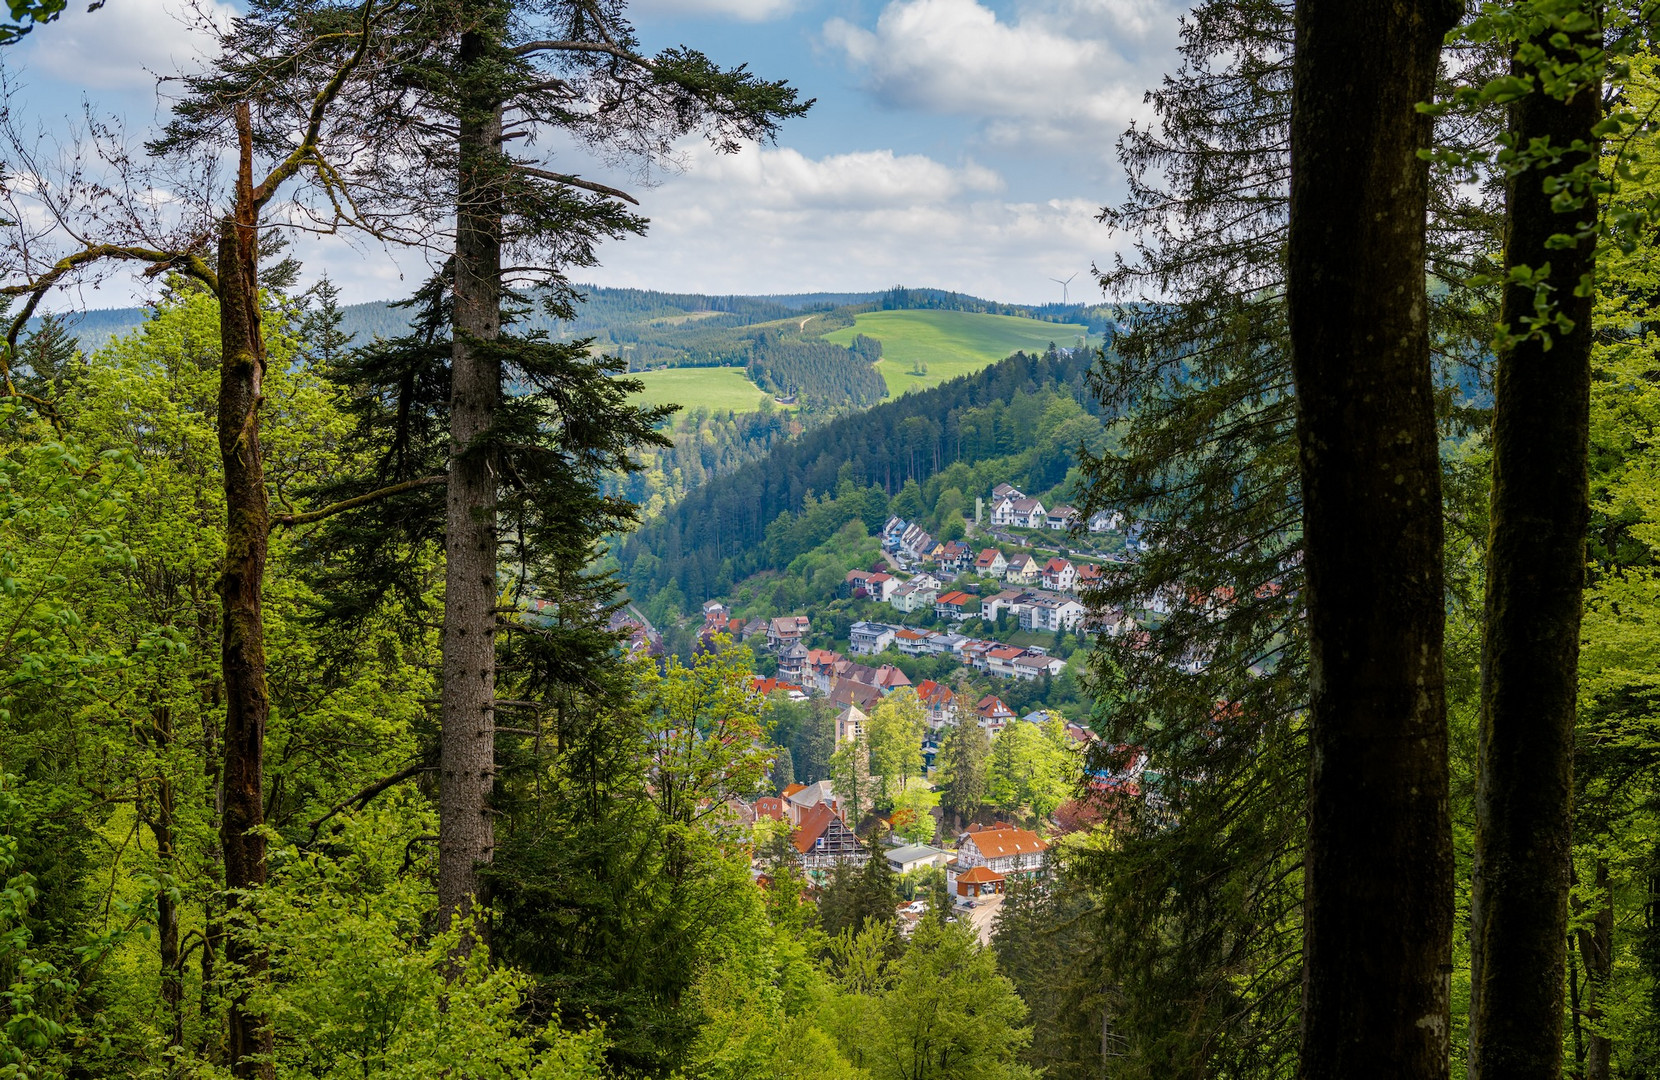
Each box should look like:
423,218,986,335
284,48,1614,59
20,0,235,90
583,141,1112,303
824,0,1176,151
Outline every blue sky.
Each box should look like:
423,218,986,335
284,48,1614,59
5,0,1186,306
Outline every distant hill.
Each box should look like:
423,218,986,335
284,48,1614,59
32,286,888,352
823,308,1091,397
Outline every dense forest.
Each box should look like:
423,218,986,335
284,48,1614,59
4,0,1660,1077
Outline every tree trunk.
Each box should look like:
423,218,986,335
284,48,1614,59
437,25,503,945
1467,21,1599,1078
1286,2,1457,1077
217,103,275,1080
1572,860,1613,1080
143,703,184,1050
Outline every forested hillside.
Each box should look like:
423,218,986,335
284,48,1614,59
618,346,1101,602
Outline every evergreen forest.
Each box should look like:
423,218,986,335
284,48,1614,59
3,0,1660,1078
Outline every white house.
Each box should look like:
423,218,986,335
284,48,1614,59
850,621,897,655
1010,498,1047,528
1040,558,1076,593
949,826,1048,897
889,580,939,614
893,628,933,656
973,548,1008,578
1012,654,1067,681
1045,506,1078,531
1087,509,1123,533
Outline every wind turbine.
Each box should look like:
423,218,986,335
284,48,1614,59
1050,272,1078,306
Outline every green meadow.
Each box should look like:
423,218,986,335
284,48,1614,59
628,366,775,413
822,309,1089,396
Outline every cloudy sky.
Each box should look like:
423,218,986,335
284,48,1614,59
5,0,1186,306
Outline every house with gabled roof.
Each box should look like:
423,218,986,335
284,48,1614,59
1004,553,1041,585
807,648,845,694
1041,558,1076,593
875,664,912,693
934,590,980,622
793,802,864,875
784,779,840,825
767,615,811,649
915,680,958,728
889,578,939,614
992,483,1024,501
976,694,1016,733
986,646,1028,679
1009,497,1046,528
962,639,996,670
948,825,1048,897
829,680,882,711
862,572,899,602
974,548,1008,578
1013,653,1067,681
937,540,973,572
1087,509,1123,533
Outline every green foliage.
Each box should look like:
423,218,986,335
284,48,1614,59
822,917,1035,1080
985,719,1076,827
866,692,927,810
252,809,608,1080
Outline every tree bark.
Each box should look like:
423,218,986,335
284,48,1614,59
140,702,184,1050
217,103,276,1080
1571,860,1613,1080
437,24,504,944
1286,2,1458,1077
1467,21,1599,1079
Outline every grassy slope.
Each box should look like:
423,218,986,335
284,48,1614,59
630,366,773,413
822,309,1089,397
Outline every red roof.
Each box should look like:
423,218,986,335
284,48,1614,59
792,802,839,853
936,591,973,605
916,680,955,705
895,629,928,641
1044,558,1071,573
956,865,1005,883
965,827,1049,858
751,677,804,696
977,695,1013,718
975,548,1001,566
782,783,806,798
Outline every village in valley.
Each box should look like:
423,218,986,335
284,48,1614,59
670,480,1162,936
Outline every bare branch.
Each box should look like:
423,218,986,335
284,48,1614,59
510,166,639,205
269,474,446,531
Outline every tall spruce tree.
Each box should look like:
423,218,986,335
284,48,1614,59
377,0,811,933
